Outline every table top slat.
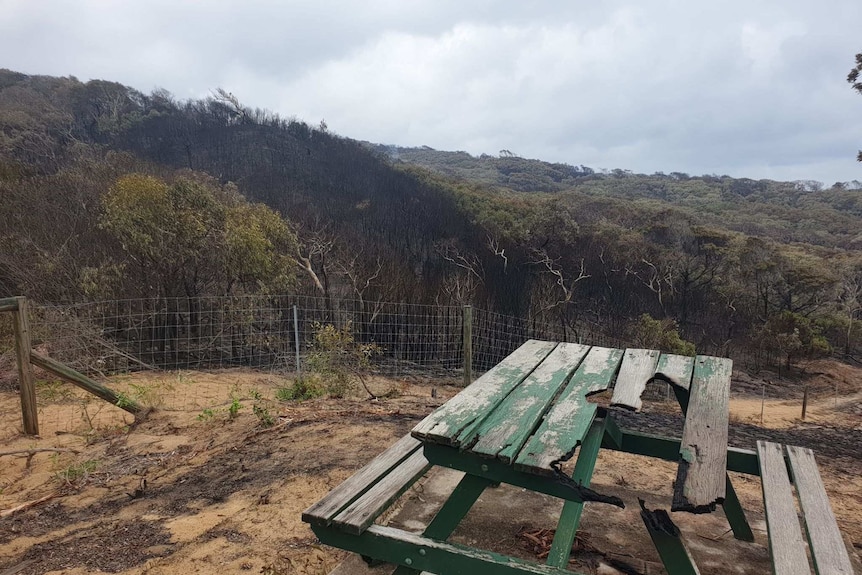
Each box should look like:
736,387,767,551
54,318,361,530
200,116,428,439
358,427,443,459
610,349,661,411
514,346,625,473
412,340,557,446
466,343,591,462
786,445,854,575
757,441,811,575
653,354,695,390
672,355,730,513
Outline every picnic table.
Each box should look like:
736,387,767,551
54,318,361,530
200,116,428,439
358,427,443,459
303,340,854,575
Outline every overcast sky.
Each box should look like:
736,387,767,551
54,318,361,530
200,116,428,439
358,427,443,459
3,0,861,183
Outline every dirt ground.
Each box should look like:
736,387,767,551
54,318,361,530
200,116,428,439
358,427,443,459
0,361,860,575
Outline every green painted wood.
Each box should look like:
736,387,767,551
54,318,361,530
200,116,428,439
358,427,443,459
672,355,730,513
302,434,422,525
332,449,431,535
610,348,661,411
423,473,494,540
515,347,624,474
722,474,755,542
311,523,591,575
412,340,557,446
392,473,495,575
423,443,623,507
466,343,590,462
599,427,761,476
757,441,811,575
786,445,854,575
654,354,695,391
546,419,606,568
639,501,702,575
0,297,20,312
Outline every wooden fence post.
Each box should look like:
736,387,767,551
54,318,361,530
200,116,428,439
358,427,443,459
12,297,39,435
293,304,301,378
463,305,473,387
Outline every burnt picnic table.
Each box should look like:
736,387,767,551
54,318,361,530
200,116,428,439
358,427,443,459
304,340,854,575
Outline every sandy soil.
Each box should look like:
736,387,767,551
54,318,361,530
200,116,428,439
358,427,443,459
0,362,859,575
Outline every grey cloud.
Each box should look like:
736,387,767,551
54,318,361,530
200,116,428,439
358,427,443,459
1,0,861,182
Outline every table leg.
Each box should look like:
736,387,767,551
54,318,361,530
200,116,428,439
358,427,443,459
392,473,495,575
546,419,606,568
639,500,702,575
721,474,755,541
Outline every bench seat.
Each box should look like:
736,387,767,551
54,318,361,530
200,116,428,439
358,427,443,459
757,441,853,575
302,434,431,536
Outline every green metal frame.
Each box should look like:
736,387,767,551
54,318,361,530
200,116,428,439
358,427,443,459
639,501,702,575
312,523,591,575
546,419,606,568
423,443,617,505
392,473,495,575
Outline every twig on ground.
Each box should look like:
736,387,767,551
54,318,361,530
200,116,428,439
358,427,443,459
0,493,59,518
0,448,81,469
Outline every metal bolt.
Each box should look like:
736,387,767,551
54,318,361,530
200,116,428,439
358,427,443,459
419,549,426,556
405,558,413,565
481,464,489,472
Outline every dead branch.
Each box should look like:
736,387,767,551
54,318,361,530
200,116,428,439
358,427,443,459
436,241,484,280
530,249,590,311
487,235,508,272
0,448,80,457
0,493,59,518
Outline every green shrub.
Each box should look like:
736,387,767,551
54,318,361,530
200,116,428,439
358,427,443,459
634,314,696,356
306,321,381,398
276,377,326,401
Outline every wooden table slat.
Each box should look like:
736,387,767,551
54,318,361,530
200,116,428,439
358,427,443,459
412,340,557,446
653,354,695,390
514,346,625,473
672,356,730,513
331,449,432,535
302,434,422,524
610,349,660,411
757,441,811,575
786,445,854,575
465,343,591,461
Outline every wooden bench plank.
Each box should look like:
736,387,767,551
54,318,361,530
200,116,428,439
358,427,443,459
757,441,811,575
672,356,730,513
653,354,695,390
412,340,557,446
515,346,624,473
302,434,422,525
610,348,660,411
332,449,432,535
786,445,854,575
466,343,591,462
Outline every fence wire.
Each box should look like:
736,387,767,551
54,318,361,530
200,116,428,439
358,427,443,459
1,295,621,439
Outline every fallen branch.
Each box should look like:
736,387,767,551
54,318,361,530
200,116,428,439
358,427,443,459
0,447,80,469
0,448,80,457
0,559,36,575
0,493,58,518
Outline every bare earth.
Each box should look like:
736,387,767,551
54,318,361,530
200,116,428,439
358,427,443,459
0,361,860,575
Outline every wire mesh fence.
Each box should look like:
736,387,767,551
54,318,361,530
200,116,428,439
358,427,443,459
29,295,621,378
1,294,625,439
